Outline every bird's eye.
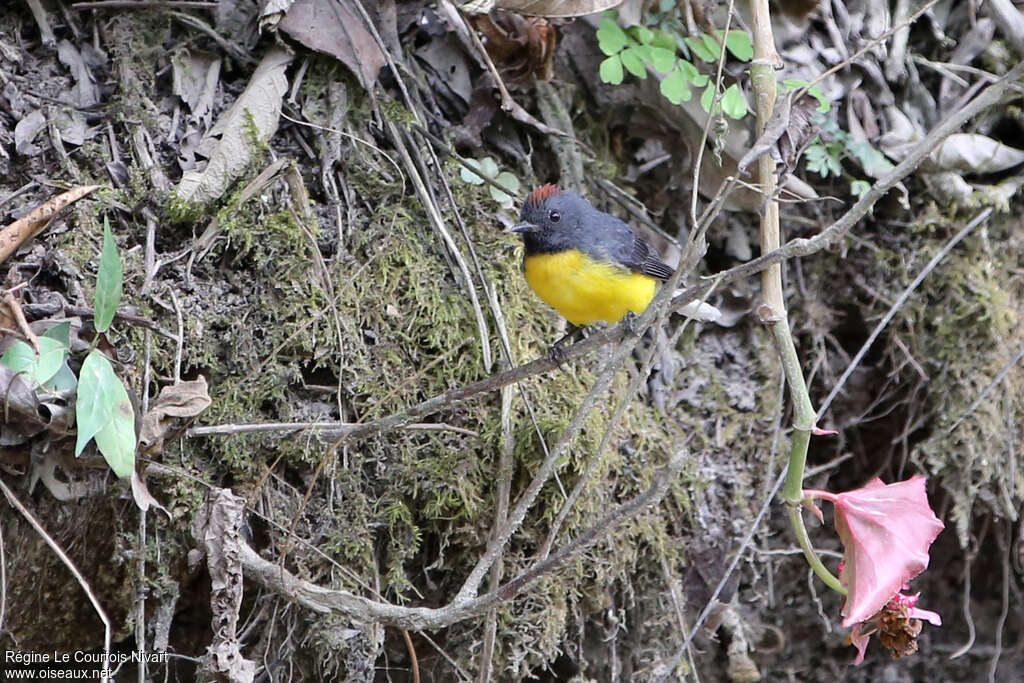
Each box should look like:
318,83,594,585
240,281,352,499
549,210,561,223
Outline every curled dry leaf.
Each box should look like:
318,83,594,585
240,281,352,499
928,134,1024,174
493,0,625,18
0,185,102,264
175,48,292,205
474,13,557,82
140,375,212,452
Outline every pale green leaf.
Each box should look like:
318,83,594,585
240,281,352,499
75,350,137,474
701,83,717,112
93,397,137,478
660,68,691,104
650,30,676,51
684,36,715,62
460,159,486,185
600,55,624,84
630,26,653,45
649,47,676,73
0,336,69,386
94,217,123,333
621,47,647,78
491,172,519,208
850,180,872,198
479,157,499,177
721,83,748,119
722,30,753,61
597,18,628,55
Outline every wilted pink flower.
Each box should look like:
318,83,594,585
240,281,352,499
804,475,944,663
848,592,942,664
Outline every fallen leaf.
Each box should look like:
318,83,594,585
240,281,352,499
140,376,212,452
276,0,386,90
175,47,293,205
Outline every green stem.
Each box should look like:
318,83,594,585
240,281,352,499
748,0,844,597
786,493,847,595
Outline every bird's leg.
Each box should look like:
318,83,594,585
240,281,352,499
621,312,642,336
549,323,584,364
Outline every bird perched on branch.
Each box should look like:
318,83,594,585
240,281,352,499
508,184,676,328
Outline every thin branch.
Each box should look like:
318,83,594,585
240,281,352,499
236,450,684,630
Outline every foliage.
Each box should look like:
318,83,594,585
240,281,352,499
460,156,520,208
803,116,893,198
596,13,751,119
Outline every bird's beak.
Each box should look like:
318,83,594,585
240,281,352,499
507,222,537,234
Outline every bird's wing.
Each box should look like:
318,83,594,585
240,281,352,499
617,236,674,281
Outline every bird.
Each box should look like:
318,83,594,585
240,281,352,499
508,184,677,328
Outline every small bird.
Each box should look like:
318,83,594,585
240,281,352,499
508,184,675,327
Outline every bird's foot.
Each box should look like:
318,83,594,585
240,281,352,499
548,324,582,365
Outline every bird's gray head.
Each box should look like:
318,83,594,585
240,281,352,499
508,185,592,254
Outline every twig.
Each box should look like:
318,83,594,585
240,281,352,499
946,341,1024,435
987,522,1012,682
236,451,684,630
2,290,41,354
0,478,112,682
403,630,421,683
818,208,993,420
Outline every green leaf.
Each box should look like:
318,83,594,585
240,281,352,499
460,159,486,185
630,26,654,45
491,172,519,208
701,83,717,112
75,350,136,477
721,83,748,119
94,217,123,334
621,47,647,78
702,34,722,59
660,67,692,104
684,36,715,62
649,46,676,73
650,30,676,51
597,18,628,55
479,157,499,177
43,321,70,347
600,55,625,84
47,362,78,392
722,30,753,61
850,180,872,198
0,336,69,386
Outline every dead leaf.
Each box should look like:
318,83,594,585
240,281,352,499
14,109,47,156
0,184,102,265
276,0,386,90
929,134,1024,174
171,49,221,126
175,47,292,205
474,13,557,82
493,0,624,17
56,40,100,108
0,365,46,442
131,471,170,516
140,376,212,452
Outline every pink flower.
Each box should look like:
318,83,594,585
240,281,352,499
804,475,944,663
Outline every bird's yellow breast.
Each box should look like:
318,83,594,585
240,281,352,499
523,249,658,326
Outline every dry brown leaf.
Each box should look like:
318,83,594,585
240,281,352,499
0,184,102,265
276,0,386,89
140,376,212,452
494,0,624,18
